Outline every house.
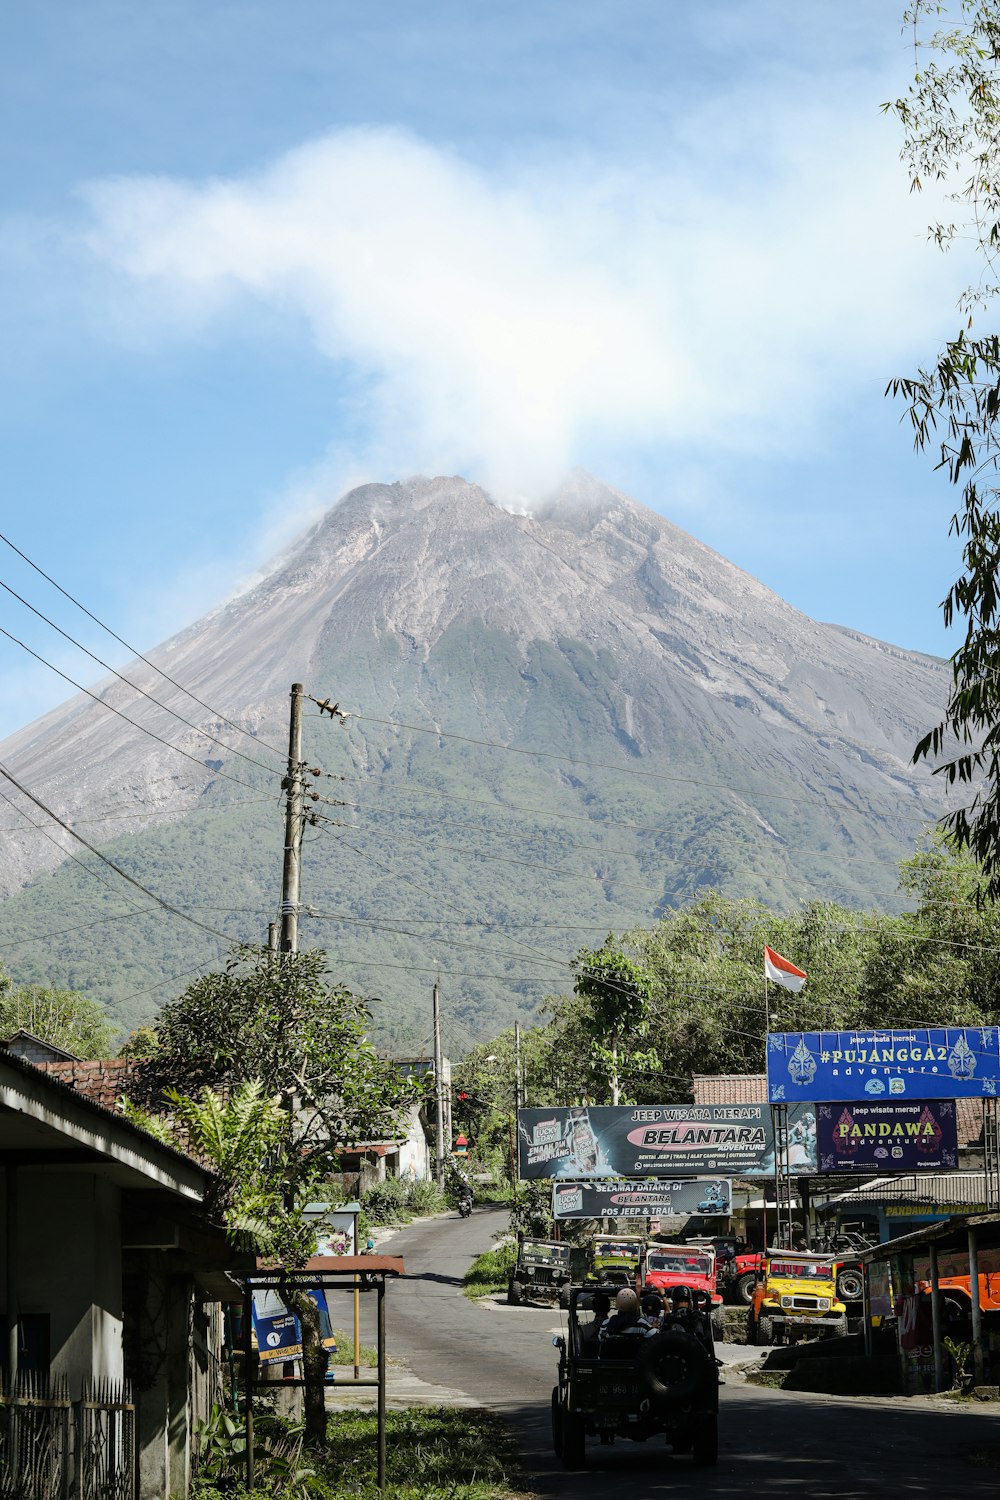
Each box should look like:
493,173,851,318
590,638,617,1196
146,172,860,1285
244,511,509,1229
0,1046,250,1499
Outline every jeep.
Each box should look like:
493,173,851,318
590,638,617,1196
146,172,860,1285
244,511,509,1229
747,1249,848,1345
551,1285,720,1468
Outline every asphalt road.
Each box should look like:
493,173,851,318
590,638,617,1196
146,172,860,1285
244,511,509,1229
363,1208,1000,1498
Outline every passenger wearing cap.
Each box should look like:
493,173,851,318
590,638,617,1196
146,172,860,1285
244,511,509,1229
598,1287,655,1340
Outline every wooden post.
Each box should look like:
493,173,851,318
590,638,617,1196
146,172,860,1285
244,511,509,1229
969,1228,985,1385
242,1283,255,1491
929,1243,945,1392
377,1279,386,1489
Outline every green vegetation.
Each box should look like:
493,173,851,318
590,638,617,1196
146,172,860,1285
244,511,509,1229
887,3,1000,895
125,946,418,1448
360,1177,446,1226
462,1243,516,1300
0,971,117,1057
192,1405,522,1500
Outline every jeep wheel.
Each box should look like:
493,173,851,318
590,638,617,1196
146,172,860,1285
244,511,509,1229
559,1285,571,1311
638,1331,710,1405
829,1315,849,1338
507,1279,522,1306
836,1267,864,1302
550,1388,563,1458
561,1411,586,1469
757,1315,776,1346
735,1271,757,1305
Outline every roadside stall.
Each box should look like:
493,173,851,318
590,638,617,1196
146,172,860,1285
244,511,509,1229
860,1213,1000,1395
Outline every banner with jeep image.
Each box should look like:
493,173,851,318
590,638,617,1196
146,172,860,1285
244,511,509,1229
766,1027,1000,1102
517,1103,817,1179
816,1099,958,1172
551,1177,732,1219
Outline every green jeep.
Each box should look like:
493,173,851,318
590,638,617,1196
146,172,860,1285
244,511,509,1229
508,1237,584,1307
585,1234,645,1288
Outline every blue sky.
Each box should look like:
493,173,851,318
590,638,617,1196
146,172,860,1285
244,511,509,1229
0,1,971,740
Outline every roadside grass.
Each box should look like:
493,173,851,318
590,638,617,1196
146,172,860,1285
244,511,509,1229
462,1243,516,1300
329,1332,379,1367
323,1406,524,1497
192,1407,524,1500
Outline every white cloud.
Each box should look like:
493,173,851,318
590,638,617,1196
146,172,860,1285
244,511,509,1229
77,95,964,504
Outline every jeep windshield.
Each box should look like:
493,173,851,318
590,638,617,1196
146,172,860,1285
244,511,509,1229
523,1242,570,1263
597,1242,642,1259
767,1261,832,1280
647,1253,712,1277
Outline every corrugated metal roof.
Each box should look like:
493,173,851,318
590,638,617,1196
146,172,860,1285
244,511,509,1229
823,1172,992,1206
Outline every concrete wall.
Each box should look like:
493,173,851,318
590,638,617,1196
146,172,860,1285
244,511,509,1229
0,1168,123,1386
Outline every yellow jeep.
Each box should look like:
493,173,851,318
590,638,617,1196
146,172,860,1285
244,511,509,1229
747,1249,848,1346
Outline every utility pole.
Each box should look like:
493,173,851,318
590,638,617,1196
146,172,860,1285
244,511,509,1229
433,980,445,1188
514,1021,523,1113
267,921,278,968
280,683,304,954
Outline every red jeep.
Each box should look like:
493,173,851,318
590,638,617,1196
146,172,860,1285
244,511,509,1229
643,1244,728,1341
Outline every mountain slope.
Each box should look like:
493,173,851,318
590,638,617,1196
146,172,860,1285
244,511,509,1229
0,474,950,1045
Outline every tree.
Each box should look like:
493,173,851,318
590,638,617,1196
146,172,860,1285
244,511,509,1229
886,2,1000,896
0,974,117,1058
133,945,417,1447
571,940,656,1105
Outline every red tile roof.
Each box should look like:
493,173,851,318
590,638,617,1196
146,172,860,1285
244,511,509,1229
692,1074,767,1105
36,1058,138,1111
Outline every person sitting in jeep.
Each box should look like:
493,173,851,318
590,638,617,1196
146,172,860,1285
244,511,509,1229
599,1287,655,1340
580,1291,611,1343
665,1285,713,1353
640,1290,665,1329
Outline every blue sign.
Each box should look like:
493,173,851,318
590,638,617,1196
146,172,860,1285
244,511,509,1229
250,1286,337,1363
767,1028,1000,1102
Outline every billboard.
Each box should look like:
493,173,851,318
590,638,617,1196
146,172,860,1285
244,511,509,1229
816,1099,959,1172
517,1103,817,1179
552,1177,732,1219
766,1028,1000,1102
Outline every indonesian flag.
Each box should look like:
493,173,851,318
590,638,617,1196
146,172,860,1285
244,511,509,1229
764,945,807,992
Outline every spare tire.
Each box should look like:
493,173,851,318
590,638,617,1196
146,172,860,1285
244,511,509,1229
637,1331,710,1406
836,1267,864,1302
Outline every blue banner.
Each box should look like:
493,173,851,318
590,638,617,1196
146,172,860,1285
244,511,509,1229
767,1028,1000,1102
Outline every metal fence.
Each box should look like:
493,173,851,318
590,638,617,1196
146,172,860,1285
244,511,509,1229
0,1373,134,1500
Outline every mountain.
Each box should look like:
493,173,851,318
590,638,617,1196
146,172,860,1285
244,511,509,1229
0,473,950,1047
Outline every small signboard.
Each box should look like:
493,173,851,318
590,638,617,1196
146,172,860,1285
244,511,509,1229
816,1099,959,1172
250,1287,337,1362
517,1103,817,1179
767,1028,1000,1102
551,1177,732,1219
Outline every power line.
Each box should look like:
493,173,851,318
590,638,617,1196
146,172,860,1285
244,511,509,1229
0,575,281,776
0,527,286,759
0,760,240,947
338,776,930,870
0,625,263,793
339,707,937,821
0,783,151,909
0,793,279,835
